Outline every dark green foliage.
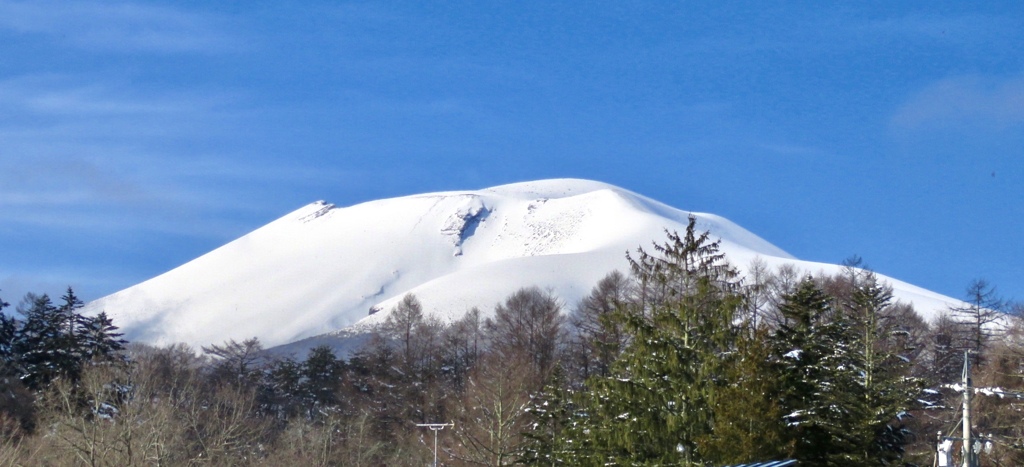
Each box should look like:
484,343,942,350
0,291,36,437
847,275,922,464
262,356,303,417
0,295,17,375
770,278,872,466
300,345,346,416
13,293,67,388
344,331,436,445
0,287,127,438
765,274,923,466
699,331,791,464
79,312,126,362
11,288,126,389
521,365,573,465
927,312,966,385
555,215,744,466
261,345,347,420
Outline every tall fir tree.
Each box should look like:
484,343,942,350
558,216,743,465
844,272,921,464
14,292,73,388
770,278,873,467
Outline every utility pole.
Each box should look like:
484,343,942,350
938,350,1024,466
416,422,453,467
961,351,975,467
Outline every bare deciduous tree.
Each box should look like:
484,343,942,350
568,270,631,381
951,279,1006,366
451,356,534,466
486,287,564,382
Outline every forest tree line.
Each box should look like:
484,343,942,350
1,216,1023,466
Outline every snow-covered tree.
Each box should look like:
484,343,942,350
12,288,125,389
770,277,873,466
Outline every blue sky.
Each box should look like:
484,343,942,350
1,1,1021,308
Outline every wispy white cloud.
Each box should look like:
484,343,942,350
854,13,1014,45
0,74,257,236
0,74,237,155
0,0,241,53
758,143,832,159
671,11,1016,59
0,80,207,117
891,74,1024,130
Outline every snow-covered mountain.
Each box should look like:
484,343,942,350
86,179,959,351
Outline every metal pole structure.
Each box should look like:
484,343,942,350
416,423,454,467
962,351,974,467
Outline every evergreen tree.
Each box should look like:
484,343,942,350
845,272,921,464
78,311,127,364
928,313,964,384
14,290,94,388
0,291,35,437
560,216,743,465
262,356,304,418
770,278,873,466
698,330,791,465
300,345,346,417
13,293,58,388
521,364,573,465
0,291,17,375
1,285,128,421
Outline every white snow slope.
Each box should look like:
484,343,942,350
86,179,960,351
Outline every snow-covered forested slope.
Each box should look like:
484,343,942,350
85,179,959,350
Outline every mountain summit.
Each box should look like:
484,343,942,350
86,179,956,350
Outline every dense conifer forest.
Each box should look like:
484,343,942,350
2,217,1022,466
